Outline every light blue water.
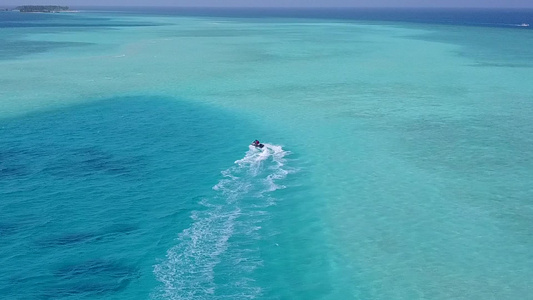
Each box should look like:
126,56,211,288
1,8,532,300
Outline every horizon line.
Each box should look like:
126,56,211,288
3,5,533,9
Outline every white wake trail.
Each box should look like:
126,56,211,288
153,144,290,300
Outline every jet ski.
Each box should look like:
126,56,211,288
251,140,264,148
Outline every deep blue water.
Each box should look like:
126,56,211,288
77,7,533,28
2,7,532,28
0,96,259,299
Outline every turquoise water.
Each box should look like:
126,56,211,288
1,9,532,299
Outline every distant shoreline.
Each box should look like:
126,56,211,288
13,5,74,13
15,10,80,13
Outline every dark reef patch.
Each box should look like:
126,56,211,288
0,222,19,237
42,259,138,299
37,224,139,248
0,40,93,60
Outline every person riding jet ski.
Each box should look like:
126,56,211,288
251,140,264,148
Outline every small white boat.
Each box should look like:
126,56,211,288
518,23,530,27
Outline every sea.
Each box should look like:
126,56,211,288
0,7,532,300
